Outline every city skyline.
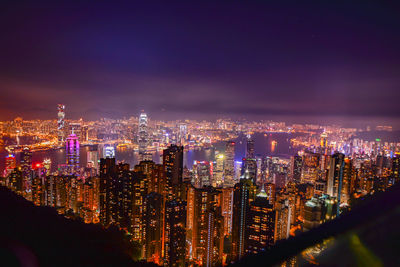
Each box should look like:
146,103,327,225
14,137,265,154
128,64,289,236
3,108,400,131
1,1,400,126
1,1,400,266
1,98,399,266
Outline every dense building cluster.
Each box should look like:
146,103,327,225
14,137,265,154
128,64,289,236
1,106,400,266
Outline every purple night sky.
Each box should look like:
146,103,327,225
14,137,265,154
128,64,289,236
0,1,399,126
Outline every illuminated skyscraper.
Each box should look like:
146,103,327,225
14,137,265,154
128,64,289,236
144,192,164,265
303,195,337,232
163,144,184,200
242,135,258,184
183,166,192,183
69,122,82,139
7,168,22,193
231,178,256,261
57,104,65,145
66,133,80,175
193,161,212,188
138,112,149,160
326,153,354,216
234,161,242,181
320,131,328,148
327,153,346,209
242,158,257,184
178,123,187,145
20,147,32,195
303,197,323,232
131,169,149,241
214,153,224,187
135,161,166,196
223,141,235,187
81,125,89,142
31,172,45,206
55,176,68,211
274,199,291,243
301,152,320,184
264,182,276,205
341,158,353,204
44,175,57,208
256,157,262,182
115,163,133,230
191,187,224,267
291,155,302,183
103,144,115,158
5,154,16,176
99,157,116,226
246,190,275,254
164,199,187,267
391,155,400,185
20,147,32,177
221,187,234,236
87,148,98,170
246,134,255,158
81,177,99,223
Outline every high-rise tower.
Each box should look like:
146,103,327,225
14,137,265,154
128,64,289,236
246,134,255,158
392,155,400,185
164,199,187,266
144,192,164,265
291,155,302,183
138,112,149,160
320,131,328,148
191,187,224,266
99,157,117,226
178,123,187,145
327,153,345,216
103,144,115,158
224,141,235,187
163,144,184,200
20,147,32,194
5,154,16,176
242,158,257,184
327,153,345,198
66,133,80,175
193,161,212,188
246,190,275,254
274,199,291,243
214,153,224,187
301,152,320,184
231,178,256,261
57,104,65,145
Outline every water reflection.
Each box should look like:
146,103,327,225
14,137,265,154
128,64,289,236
0,132,300,172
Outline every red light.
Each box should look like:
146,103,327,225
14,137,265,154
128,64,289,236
34,163,42,169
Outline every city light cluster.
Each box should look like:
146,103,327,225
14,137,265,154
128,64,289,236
1,105,399,266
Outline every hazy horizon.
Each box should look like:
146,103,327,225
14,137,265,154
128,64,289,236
1,1,400,125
